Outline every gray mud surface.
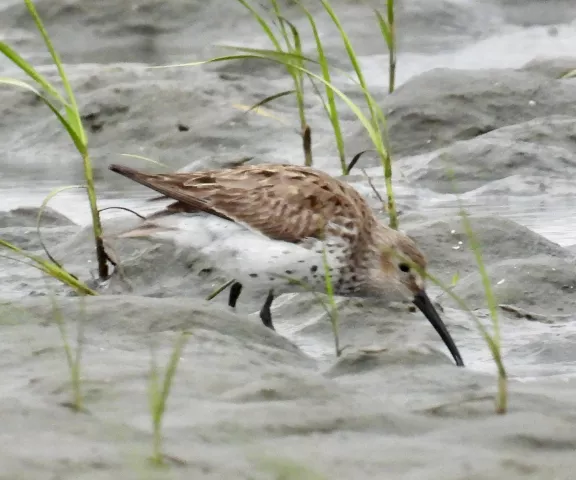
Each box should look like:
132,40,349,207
2,0,576,478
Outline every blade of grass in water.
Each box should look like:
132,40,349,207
560,69,576,79
457,208,506,413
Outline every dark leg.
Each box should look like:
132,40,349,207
260,290,275,331
228,282,243,308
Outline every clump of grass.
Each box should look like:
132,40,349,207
0,0,108,281
148,331,191,466
50,296,87,412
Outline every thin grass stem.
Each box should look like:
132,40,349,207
148,331,191,465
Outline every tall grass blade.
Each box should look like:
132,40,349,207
298,0,346,173
0,78,84,152
24,0,84,140
278,15,310,165
457,209,506,413
236,0,310,165
375,4,396,93
394,245,507,414
319,0,375,121
148,331,191,465
0,42,66,102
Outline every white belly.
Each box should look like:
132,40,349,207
134,212,351,294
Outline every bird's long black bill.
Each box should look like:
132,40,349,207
413,290,465,367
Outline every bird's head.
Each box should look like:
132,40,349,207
367,229,464,367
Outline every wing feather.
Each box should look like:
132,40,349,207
108,163,372,243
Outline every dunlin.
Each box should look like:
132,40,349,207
109,163,464,367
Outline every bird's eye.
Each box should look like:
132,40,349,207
399,263,410,273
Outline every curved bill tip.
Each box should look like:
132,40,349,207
412,289,465,367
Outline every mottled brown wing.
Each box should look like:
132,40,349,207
108,163,370,243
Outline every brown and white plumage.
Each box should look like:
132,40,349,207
109,163,464,366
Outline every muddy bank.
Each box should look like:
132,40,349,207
1,295,576,479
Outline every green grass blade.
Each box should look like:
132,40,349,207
160,332,190,414
49,295,85,412
0,253,45,271
236,0,283,51
459,210,500,337
277,15,310,165
271,0,293,51
148,331,190,464
560,69,576,79
374,10,392,48
246,89,296,112
319,0,375,120
0,238,97,295
18,1,107,281
0,78,85,152
375,6,396,93
0,41,66,103
205,279,236,301
298,0,346,173
23,0,86,143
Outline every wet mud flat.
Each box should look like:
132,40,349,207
1,0,576,478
